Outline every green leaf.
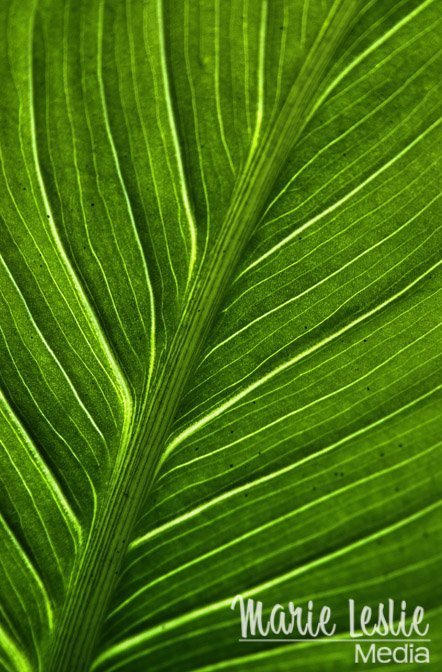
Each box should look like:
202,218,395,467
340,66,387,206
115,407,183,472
0,0,440,670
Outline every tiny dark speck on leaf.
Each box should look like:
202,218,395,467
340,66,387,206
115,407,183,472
91,202,95,207
363,339,367,342
230,464,233,468
367,387,370,391
380,452,384,457
399,443,403,447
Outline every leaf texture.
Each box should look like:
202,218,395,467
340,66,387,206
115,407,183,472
0,0,440,670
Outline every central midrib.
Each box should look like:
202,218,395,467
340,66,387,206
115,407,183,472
47,3,357,669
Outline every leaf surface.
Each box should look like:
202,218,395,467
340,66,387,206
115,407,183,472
0,1,440,670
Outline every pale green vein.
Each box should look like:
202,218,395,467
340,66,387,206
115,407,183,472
214,0,235,175
0,622,32,672
311,0,436,117
200,194,439,364
111,441,439,628
0,513,53,632
27,0,132,424
97,0,156,395
163,260,440,458
136,382,439,551
157,0,198,286
93,501,441,669
249,0,267,156
0,391,81,545
258,47,438,232
240,117,440,276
